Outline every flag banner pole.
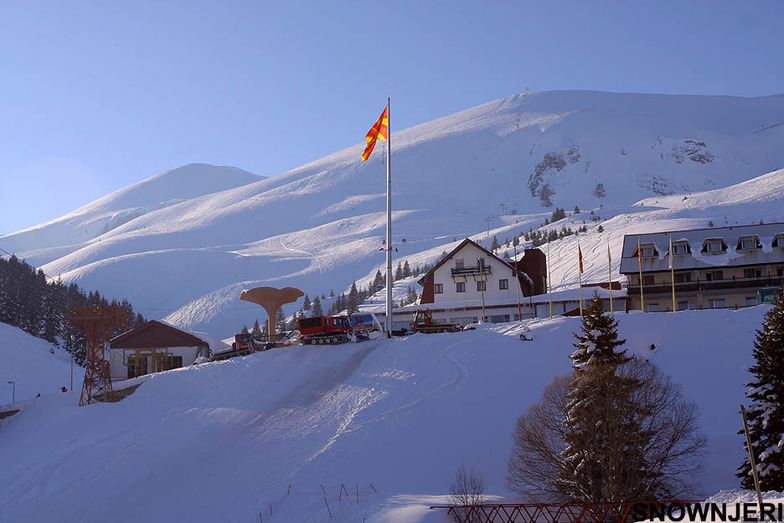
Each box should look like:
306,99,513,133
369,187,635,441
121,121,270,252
547,240,553,318
607,238,613,313
670,233,676,312
638,235,645,312
385,97,392,337
578,241,583,317
513,241,522,322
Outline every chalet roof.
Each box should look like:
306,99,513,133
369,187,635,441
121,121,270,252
619,222,784,274
417,237,512,285
110,320,211,349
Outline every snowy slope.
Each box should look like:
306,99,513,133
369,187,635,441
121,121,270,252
0,307,769,522
1,91,783,336
0,163,262,255
0,322,84,404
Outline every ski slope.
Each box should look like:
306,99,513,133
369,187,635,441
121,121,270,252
0,306,771,522
0,323,83,404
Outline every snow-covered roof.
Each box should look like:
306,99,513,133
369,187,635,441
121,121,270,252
619,222,784,273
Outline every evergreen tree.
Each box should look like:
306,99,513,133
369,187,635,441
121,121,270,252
560,293,650,502
573,205,580,214
312,295,323,316
372,270,384,293
302,294,311,312
252,320,263,339
395,262,403,281
738,293,784,490
491,236,500,251
347,282,360,314
402,260,412,278
241,325,249,334
276,308,287,332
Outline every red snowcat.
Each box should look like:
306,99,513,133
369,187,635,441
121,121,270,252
298,315,352,345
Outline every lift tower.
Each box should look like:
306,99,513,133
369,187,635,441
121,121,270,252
68,306,131,406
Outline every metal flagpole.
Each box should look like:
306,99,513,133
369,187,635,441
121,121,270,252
385,97,393,338
608,239,613,313
670,233,676,312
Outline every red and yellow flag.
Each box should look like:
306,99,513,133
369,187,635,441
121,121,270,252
361,107,389,161
578,245,584,274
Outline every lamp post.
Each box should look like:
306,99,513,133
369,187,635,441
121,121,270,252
7,381,15,403
478,257,487,322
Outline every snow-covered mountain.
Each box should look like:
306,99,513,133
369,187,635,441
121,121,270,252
1,91,783,336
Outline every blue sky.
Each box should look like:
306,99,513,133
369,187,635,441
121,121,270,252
1,1,782,235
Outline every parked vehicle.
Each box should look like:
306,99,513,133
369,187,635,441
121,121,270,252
411,309,461,333
298,315,352,344
349,313,383,340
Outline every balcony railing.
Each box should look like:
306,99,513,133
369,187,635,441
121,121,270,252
451,265,492,277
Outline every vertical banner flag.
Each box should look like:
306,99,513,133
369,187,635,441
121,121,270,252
638,235,645,312
608,240,614,313
361,107,389,161
578,241,584,317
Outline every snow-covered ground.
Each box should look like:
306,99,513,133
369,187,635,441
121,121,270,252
0,306,772,522
0,323,83,405
2,91,783,336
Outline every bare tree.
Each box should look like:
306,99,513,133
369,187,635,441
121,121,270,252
508,359,706,502
450,462,485,522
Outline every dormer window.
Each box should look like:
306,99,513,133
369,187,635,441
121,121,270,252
702,239,727,254
737,236,761,251
774,234,784,248
638,244,657,257
672,242,690,255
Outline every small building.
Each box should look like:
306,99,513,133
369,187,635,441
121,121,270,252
109,320,227,380
619,223,784,312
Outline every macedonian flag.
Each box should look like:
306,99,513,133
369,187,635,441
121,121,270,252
361,107,389,161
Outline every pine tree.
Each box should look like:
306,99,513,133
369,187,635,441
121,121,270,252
738,293,784,490
402,260,412,278
395,262,403,281
347,282,360,314
560,293,650,503
241,325,249,334
312,295,323,316
252,320,263,339
372,270,384,293
491,236,500,251
276,308,286,332
302,294,311,312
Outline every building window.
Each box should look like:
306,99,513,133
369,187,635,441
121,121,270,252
705,240,725,253
739,237,759,250
477,257,485,268
672,242,689,255
708,298,726,309
477,280,486,292
434,283,443,294
744,268,762,279
455,258,464,269
706,270,723,281
499,279,509,290
674,272,692,283
642,275,655,285
774,236,784,248
645,303,660,312
746,297,758,307
456,282,465,293
677,301,693,311
640,244,656,257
